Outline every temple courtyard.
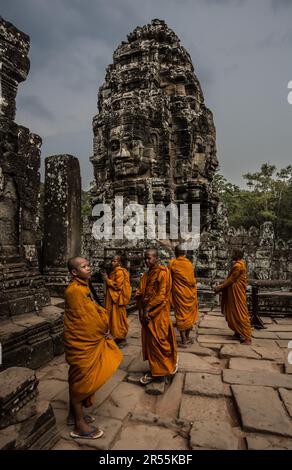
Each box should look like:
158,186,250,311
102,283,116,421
34,305,292,451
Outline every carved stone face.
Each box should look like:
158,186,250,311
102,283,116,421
108,125,154,179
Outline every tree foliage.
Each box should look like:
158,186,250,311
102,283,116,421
81,181,96,217
213,163,292,240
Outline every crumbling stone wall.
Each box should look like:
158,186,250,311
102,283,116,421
0,16,64,373
225,222,292,280
0,16,50,316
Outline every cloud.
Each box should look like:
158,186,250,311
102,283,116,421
271,0,292,12
17,94,54,121
200,0,246,4
1,0,291,190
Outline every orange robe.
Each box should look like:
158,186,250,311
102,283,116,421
105,266,131,340
169,256,198,332
220,259,252,341
64,277,122,407
135,265,177,377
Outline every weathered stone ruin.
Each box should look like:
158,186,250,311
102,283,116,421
0,16,61,449
82,18,292,309
43,154,81,296
0,367,59,450
0,13,291,452
0,15,65,370
84,18,219,273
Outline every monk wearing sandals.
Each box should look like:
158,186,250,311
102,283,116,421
214,249,252,345
169,244,198,347
64,257,122,440
135,249,178,385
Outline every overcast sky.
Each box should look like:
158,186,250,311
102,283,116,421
1,0,291,188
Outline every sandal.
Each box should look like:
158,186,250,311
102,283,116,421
70,426,104,440
171,360,179,375
67,414,95,426
140,372,154,385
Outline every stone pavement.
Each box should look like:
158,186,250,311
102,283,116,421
35,308,292,450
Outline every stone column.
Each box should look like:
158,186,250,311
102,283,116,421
43,154,81,295
0,17,63,385
0,16,50,318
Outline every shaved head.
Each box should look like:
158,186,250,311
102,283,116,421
175,244,186,257
67,256,86,273
145,248,158,258
112,252,127,267
232,249,244,260
144,248,159,269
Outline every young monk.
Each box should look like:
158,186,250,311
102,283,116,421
135,248,178,385
169,244,198,347
64,256,122,439
214,249,252,345
102,255,131,348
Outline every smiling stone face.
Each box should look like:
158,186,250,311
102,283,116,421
107,125,153,179
91,18,219,224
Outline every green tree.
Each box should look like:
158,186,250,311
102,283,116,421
213,164,292,240
81,181,96,217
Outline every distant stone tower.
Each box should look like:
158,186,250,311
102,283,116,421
86,19,219,271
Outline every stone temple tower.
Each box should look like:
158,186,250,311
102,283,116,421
86,19,219,270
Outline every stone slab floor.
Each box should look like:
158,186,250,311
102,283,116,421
35,307,292,450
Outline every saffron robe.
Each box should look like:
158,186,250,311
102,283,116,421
135,265,177,376
219,259,252,341
64,277,122,407
169,256,198,331
105,266,131,340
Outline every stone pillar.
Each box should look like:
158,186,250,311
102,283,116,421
43,154,81,295
0,16,50,318
0,17,63,375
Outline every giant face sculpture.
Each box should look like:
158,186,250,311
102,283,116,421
107,124,155,179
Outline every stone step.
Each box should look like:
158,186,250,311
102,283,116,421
178,352,221,374
228,357,281,374
111,422,188,450
223,369,292,389
0,367,38,429
220,343,284,362
246,433,292,450
198,335,238,345
145,380,165,395
198,328,233,336
190,420,238,450
279,388,292,419
0,400,59,450
232,385,292,438
184,372,225,398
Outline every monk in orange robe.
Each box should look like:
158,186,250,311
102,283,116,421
169,244,198,347
102,255,131,347
135,249,178,385
214,249,252,345
64,257,122,439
